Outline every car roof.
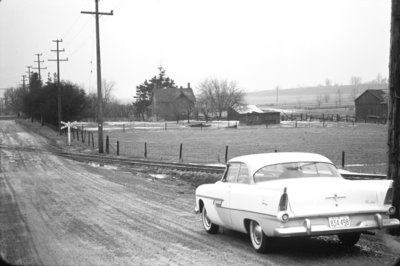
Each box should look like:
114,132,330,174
228,152,334,176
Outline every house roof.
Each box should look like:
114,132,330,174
355,89,388,104
232,104,264,114
153,87,196,103
232,104,281,115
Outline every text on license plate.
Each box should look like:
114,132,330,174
328,216,351,228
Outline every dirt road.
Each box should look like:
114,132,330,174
0,120,399,265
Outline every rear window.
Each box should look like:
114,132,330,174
253,162,340,183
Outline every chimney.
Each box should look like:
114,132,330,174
187,82,191,89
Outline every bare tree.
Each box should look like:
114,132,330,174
4,87,25,116
325,78,332,87
323,93,331,104
197,78,243,119
101,79,116,118
350,76,362,100
316,95,323,107
336,89,342,107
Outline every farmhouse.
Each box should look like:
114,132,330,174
355,89,388,123
228,104,280,125
151,83,196,121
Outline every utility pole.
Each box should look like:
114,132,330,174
81,0,113,153
26,66,32,89
388,0,400,235
49,39,68,134
32,53,47,82
21,75,27,92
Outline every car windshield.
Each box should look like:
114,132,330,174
253,162,341,183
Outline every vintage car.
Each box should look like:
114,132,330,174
194,152,400,253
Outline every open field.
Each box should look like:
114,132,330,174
22,120,389,175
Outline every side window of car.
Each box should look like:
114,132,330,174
225,163,240,183
237,164,251,184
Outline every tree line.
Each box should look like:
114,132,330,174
3,68,244,126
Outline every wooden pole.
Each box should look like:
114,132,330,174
225,145,229,164
341,151,345,169
388,0,400,233
106,136,109,154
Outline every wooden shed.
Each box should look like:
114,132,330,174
228,105,281,125
355,89,388,123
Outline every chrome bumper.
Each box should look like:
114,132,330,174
274,214,400,237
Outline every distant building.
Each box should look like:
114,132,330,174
228,104,281,125
355,89,388,122
151,83,196,121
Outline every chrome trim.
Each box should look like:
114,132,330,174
304,218,311,235
196,194,224,202
273,217,400,237
375,213,383,229
290,210,389,219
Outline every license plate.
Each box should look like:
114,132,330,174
328,216,351,228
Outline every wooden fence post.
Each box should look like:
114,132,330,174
117,141,119,156
106,136,109,154
342,151,345,168
77,128,79,141
179,143,183,161
92,133,95,148
225,145,229,164
144,142,147,158
123,124,125,133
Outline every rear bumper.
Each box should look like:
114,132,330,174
273,214,400,237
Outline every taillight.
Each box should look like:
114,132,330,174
384,188,393,205
278,187,288,211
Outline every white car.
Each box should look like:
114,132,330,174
194,152,399,253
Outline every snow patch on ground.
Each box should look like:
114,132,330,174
150,174,168,179
87,162,118,170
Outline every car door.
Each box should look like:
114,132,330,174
229,163,254,232
214,163,240,228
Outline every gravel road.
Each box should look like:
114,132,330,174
0,120,399,265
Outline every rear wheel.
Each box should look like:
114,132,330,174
249,220,269,253
202,207,219,234
338,232,361,246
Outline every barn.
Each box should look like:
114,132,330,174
151,84,196,121
228,105,281,125
355,89,388,123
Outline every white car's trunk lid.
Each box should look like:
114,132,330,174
259,177,382,216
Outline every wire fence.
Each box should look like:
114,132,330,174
64,119,387,175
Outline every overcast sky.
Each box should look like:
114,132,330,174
0,0,391,102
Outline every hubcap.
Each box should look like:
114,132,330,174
203,209,211,228
252,222,262,245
